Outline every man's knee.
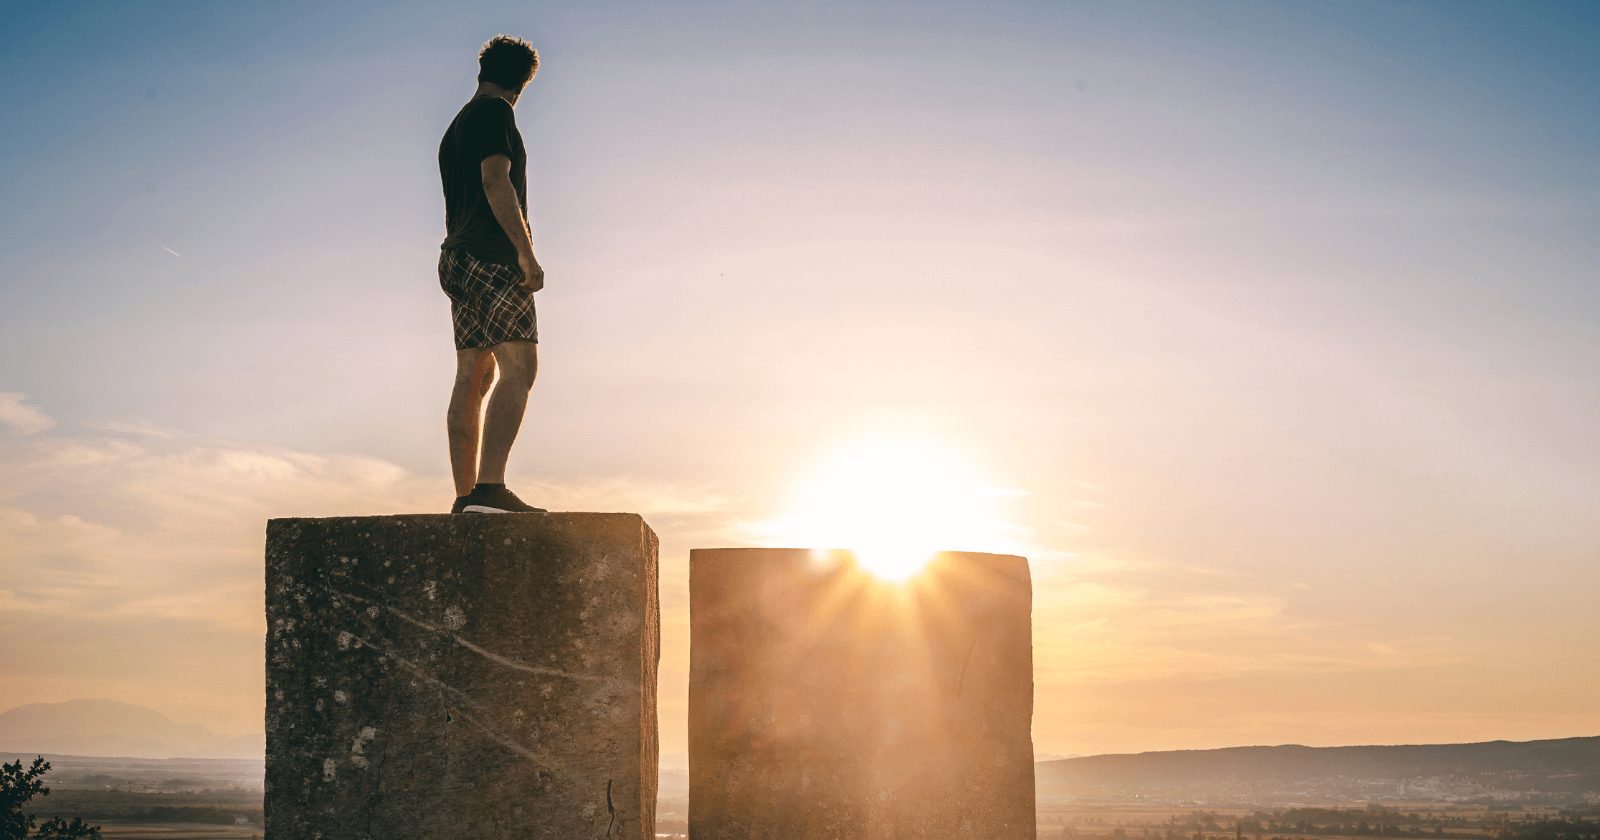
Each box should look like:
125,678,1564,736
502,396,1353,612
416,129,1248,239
491,341,538,388
498,364,536,390
454,348,491,381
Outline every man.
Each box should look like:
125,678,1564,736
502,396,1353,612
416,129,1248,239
437,34,546,513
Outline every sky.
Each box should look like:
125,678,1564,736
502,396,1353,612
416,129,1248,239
1,0,1598,761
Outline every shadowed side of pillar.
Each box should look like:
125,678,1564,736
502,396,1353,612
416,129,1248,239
689,547,1035,840
265,513,658,839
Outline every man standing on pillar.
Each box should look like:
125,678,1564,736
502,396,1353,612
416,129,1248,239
437,34,546,513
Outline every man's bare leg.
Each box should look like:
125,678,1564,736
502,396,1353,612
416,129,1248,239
477,339,538,485
446,348,498,497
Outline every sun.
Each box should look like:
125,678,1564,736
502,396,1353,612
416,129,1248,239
760,438,1020,581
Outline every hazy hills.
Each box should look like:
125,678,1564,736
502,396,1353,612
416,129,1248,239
4,699,1596,806
0,698,263,760
1036,736,1600,805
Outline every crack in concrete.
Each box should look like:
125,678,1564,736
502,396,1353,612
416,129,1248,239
346,630,556,768
330,585,620,687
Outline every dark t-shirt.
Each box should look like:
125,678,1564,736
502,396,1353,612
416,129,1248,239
438,96,526,265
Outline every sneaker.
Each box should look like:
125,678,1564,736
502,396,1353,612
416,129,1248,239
450,495,469,514
456,484,546,513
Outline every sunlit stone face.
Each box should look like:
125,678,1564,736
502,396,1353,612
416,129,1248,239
689,546,1036,840
763,438,1020,582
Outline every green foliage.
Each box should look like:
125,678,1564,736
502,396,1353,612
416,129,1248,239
119,805,240,825
31,818,101,840
1498,820,1600,840
0,757,101,840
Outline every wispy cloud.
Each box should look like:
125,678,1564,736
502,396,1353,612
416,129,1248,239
82,418,180,439
1029,553,1468,689
2,433,732,625
0,393,54,435
0,399,737,735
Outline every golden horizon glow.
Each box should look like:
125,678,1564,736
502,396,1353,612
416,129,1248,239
759,438,1024,582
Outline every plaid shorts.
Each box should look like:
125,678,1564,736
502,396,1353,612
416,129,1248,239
438,247,538,349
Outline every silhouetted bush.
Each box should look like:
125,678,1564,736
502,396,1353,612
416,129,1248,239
0,756,101,840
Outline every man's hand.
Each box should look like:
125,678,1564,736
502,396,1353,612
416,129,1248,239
481,154,543,292
517,252,545,292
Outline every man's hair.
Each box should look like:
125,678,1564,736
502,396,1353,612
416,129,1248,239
477,35,539,91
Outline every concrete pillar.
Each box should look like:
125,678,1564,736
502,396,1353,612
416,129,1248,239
265,513,659,839
689,548,1035,840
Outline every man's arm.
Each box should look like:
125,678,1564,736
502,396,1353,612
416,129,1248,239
480,154,544,292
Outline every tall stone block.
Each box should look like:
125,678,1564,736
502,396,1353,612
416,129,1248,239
690,548,1035,840
265,513,658,839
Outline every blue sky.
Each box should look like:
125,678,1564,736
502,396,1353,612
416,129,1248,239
2,0,1597,758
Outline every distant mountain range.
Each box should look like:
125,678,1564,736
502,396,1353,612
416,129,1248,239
0,698,263,760
1037,736,1600,805
4,699,1596,805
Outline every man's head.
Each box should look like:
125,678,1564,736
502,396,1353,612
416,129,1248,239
477,34,539,100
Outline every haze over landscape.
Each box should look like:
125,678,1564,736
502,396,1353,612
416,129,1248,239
3,0,1598,786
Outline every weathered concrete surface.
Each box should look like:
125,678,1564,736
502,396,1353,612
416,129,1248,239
689,548,1035,840
265,513,659,839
